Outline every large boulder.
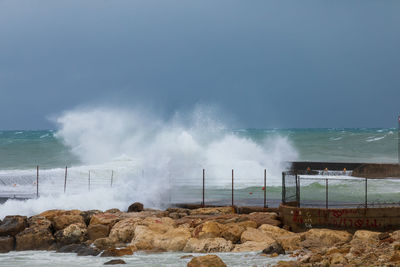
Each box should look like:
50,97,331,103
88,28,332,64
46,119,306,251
130,225,155,250
54,223,87,245
240,228,276,244
93,237,116,250
258,224,301,251
57,243,101,256
0,236,14,253
90,213,120,227
233,241,275,252
193,221,223,239
53,215,86,231
152,226,191,251
301,229,352,249
87,224,110,241
28,216,52,231
246,212,281,227
81,210,102,225
220,223,245,243
39,210,81,221
15,226,55,250
183,238,233,253
187,255,227,267
0,216,28,236
190,207,234,216
127,202,144,212
109,218,142,243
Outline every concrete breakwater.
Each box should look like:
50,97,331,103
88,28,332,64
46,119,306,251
1,204,400,266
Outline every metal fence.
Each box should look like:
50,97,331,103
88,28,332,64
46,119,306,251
282,170,400,208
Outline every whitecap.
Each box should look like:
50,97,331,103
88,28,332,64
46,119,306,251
39,134,49,139
366,136,385,142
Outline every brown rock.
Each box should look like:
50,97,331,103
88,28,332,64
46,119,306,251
0,215,28,236
258,224,301,251
109,218,142,243
53,215,86,231
193,221,223,239
152,226,191,251
330,253,347,265
127,202,144,212
301,229,352,249
28,216,52,230
240,228,275,244
15,226,55,250
104,259,126,265
221,223,245,243
93,237,115,250
233,241,275,252
87,224,110,241
187,255,227,267
190,207,234,216
101,247,134,257
246,212,281,227
183,238,233,253
39,209,81,221
81,210,102,225
0,236,14,253
105,209,121,213
90,213,120,227
55,223,87,245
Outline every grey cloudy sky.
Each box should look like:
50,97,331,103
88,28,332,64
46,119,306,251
0,0,399,129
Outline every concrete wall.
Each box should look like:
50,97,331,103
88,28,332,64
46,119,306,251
280,204,400,232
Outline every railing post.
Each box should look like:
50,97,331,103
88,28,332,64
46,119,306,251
231,169,234,208
295,172,299,207
111,170,114,187
325,178,328,209
36,165,39,198
202,169,205,207
264,169,267,208
64,166,67,193
88,170,91,192
365,178,368,209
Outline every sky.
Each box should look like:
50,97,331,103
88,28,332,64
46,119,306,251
0,0,399,130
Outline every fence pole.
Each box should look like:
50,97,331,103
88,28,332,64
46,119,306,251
365,178,368,209
231,169,234,208
111,170,114,187
88,170,91,192
64,166,67,193
295,172,299,207
325,178,328,209
202,169,205,207
36,165,39,198
264,169,267,208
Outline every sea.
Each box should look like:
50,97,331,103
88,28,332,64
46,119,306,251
0,121,399,266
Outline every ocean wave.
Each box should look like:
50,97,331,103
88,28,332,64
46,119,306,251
366,136,385,142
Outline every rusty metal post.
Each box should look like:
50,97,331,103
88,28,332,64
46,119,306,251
365,178,368,209
111,170,114,187
282,172,286,204
64,166,67,193
398,115,400,164
36,165,39,198
264,169,267,208
88,170,91,192
202,169,205,207
231,169,234,207
295,172,299,207
325,178,328,209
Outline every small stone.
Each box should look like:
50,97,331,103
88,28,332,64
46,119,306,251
127,202,144,213
187,255,227,267
104,259,126,265
180,255,193,259
262,242,285,255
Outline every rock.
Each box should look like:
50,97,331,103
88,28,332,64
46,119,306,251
378,232,390,240
181,255,193,259
94,237,115,250
187,255,227,267
127,202,144,212
54,223,87,245
28,216,52,230
190,207,234,216
15,226,55,250
0,236,14,253
240,228,276,244
90,213,120,227
301,229,352,248
87,224,110,241
0,215,28,236
246,212,281,227
193,221,223,239
183,238,233,253
57,243,85,253
258,224,301,251
39,210,81,221
330,253,347,265
237,220,258,229
104,259,126,265
109,218,142,243
153,226,191,251
351,230,380,245
167,208,190,215
53,215,86,231
101,247,134,257
81,210,102,225
262,242,285,255
105,209,121,213
221,223,245,243
233,241,275,252
141,217,175,233
76,245,101,256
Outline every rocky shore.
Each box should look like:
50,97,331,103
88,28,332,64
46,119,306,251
0,203,400,266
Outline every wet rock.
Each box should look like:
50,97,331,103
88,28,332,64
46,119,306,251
187,255,227,267
104,259,126,265
90,213,120,227
262,242,285,255
53,215,86,231
190,207,234,216
28,216,53,231
76,245,101,256
55,223,87,245
101,247,134,257
87,224,110,241
183,237,233,253
246,212,281,227
15,226,55,250
127,202,144,212
0,236,14,253
94,237,115,250
109,218,142,243
0,215,28,236
57,243,85,253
